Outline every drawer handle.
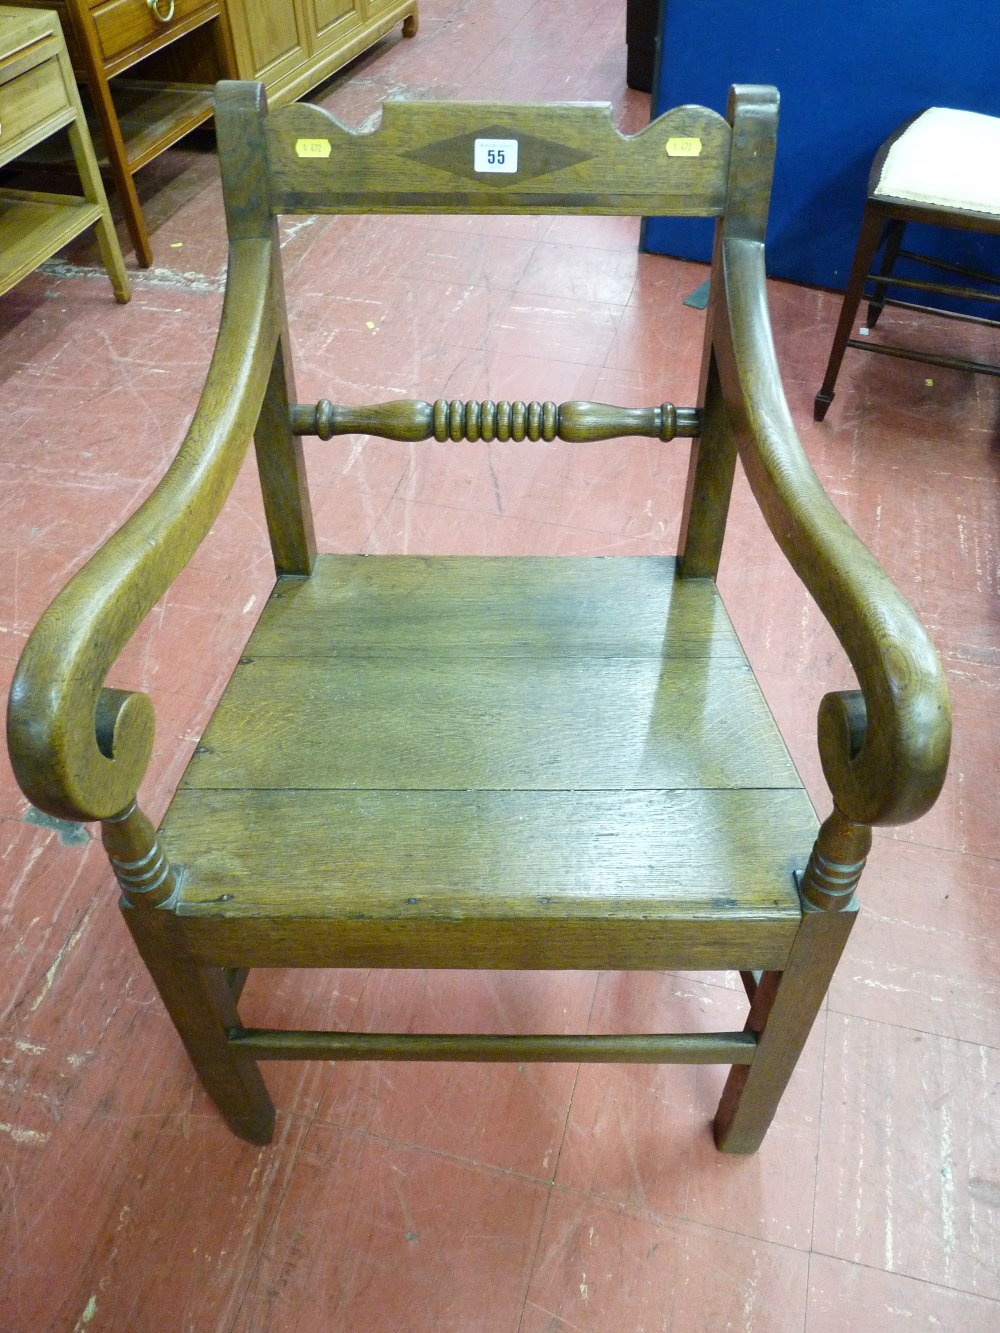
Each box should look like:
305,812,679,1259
146,0,175,22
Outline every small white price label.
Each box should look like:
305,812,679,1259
474,138,518,173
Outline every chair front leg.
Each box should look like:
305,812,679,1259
713,811,867,1152
123,904,276,1144
105,805,275,1144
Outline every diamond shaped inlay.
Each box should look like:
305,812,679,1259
402,124,594,187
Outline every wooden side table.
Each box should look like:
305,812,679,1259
9,0,237,267
0,5,129,301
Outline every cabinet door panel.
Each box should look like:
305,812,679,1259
309,0,361,45
228,0,414,102
239,2,308,82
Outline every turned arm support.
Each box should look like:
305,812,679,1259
717,235,950,827
6,238,281,823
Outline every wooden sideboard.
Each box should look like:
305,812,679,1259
226,0,418,109
0,4,129,299
4,0,417,268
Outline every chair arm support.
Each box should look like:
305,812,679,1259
6,238,280,823
717,236,951,826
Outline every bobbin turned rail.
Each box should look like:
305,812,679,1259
290,398,702,443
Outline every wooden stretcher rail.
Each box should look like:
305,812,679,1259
228,1029,759,1064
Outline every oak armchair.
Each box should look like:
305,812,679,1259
7,82,950,1152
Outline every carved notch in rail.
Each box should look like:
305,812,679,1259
290,399,701,443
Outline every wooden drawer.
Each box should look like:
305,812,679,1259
91,0,215,66
0,54,70,158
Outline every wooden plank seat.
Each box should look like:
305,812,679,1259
7,82,951,1153
164,556,812,970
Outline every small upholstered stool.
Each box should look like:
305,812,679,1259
814,107,1000,420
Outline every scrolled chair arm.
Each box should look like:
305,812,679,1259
6,238,280,824
717,234,951,828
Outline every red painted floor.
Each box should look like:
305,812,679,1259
2,2,999,1329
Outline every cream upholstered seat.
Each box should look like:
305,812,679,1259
815,105,1000,420
873,107,1000,213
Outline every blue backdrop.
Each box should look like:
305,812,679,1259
643,2,1000,297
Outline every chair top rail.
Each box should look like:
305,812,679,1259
260,95,731,217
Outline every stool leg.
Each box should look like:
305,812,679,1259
866,220,906,328
814,205,887,421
